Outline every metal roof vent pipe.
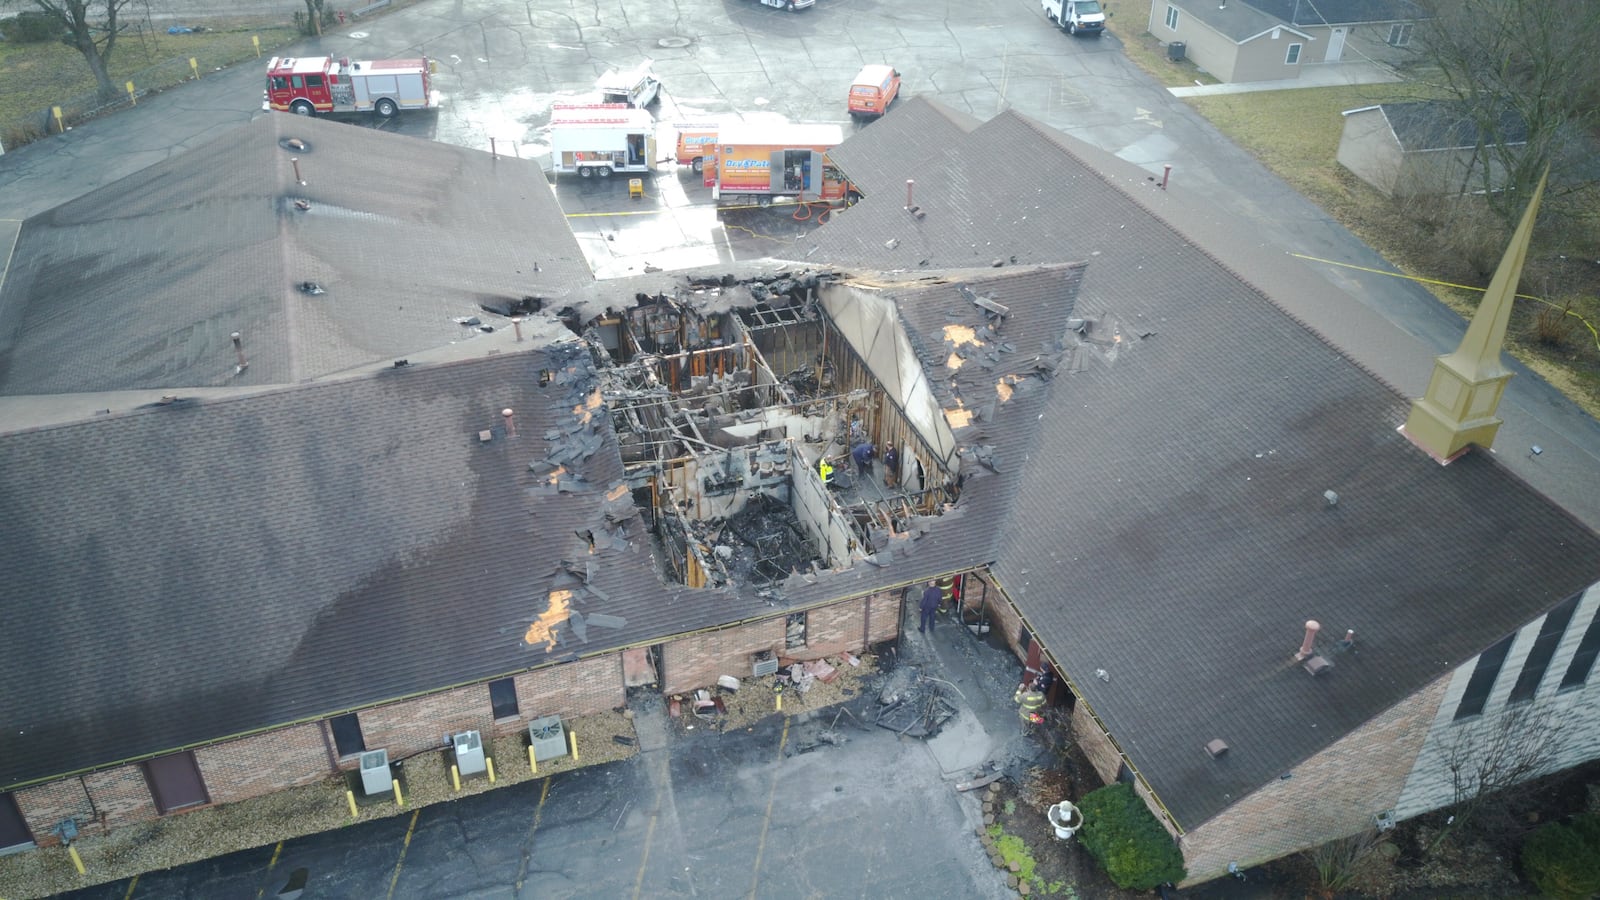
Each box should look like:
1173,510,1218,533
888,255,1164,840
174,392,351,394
502,408,516,437
291,156,305,186
905,178,914,210
231,332,248,373
1295,619,1320,661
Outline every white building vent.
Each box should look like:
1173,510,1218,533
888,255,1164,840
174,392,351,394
359,749,391,795
528,716,568,762
752,651,779,677
453,730,486,776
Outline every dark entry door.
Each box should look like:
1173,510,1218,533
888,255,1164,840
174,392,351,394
0,793,33,850
144,752,209,814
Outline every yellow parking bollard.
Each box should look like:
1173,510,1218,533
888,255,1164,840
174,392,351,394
775,683,783,712
126,81,136,105
52,106,64,133
393,779,405,806
189,58,199,79
346,789,358,818
486,758,496,783
67,844,85,875
528,745,537,774
569,730,579,762
252,35,261,57
451,764,461,792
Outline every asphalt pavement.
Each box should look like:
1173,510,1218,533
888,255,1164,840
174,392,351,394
56,608,1032,899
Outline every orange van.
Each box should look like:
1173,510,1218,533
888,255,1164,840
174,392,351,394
848,64,901,119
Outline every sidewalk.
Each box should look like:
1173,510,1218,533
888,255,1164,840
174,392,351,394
1169,60,1402,96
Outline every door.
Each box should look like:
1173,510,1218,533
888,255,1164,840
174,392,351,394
0,793,34,852
1327,27,1346,61
143,751,210,814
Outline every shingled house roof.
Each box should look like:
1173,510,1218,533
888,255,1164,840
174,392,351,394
0,114,589,396
789,99,1600,826
1355,100,1530,152
0,346,769,789
1171,0,1421,42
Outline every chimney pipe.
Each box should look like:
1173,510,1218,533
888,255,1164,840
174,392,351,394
1295,620,1321,661
231,332,248,371
1161,164,1172,190
502,408,516,437
490,137,497,160
1340,629,1355,649
905,179,915,209
512,317,524,342
291,157,304,185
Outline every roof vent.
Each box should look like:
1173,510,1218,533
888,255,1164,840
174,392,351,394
478,429,493,443
1303,655,1333,676
1205,739,1229,758
1324,489,1339,506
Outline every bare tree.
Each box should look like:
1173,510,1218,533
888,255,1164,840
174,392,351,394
3,0,139,100
1431,703,1565,848
1411,0,1600,223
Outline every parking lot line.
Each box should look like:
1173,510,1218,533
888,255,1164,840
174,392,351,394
630,812,659,899
513,776,553,892
384,809,420,900
745,715,791,900
252,841,282,899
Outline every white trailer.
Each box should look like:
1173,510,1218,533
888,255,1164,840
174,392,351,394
548,105,659,178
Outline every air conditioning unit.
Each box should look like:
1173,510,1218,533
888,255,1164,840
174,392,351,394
528,715,568,762
453,730,486,776
359,749,392,795
752,651,779,677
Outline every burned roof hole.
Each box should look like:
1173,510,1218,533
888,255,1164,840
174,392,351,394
480,296,543,317
278,137,311,152
555,307,584,337
298,281,326,295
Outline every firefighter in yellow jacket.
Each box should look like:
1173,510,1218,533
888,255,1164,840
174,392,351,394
1014,676,1046,727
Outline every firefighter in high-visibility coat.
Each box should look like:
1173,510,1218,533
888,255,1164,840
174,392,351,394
1013,677,1046,727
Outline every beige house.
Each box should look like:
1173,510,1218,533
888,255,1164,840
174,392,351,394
1147,0,1422,83
1338,101,1528,197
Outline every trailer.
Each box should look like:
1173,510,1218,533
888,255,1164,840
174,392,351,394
264,55,440,118
704,123,854,206
549,105,659,178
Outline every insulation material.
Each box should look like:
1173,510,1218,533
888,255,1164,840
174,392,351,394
819,284,959,470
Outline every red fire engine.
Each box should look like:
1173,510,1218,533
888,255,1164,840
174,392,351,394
263,55,440,119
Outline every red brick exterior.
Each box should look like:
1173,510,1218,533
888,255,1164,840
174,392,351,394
79,766,157,831
661,617,786,695
196,723,332,804
866,590,902,645
13,779,94,847
509,653,625,731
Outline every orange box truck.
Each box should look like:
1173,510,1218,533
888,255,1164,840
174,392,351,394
704,122,855,206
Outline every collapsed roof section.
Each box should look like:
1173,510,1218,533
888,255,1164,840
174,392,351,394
552,263,1080,596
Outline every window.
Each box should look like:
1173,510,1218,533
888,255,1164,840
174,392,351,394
1560,604,1600,690
1509,594,1581,703
785,612,807,649
1454,634,1515,720
489,678,520,720
291,75,304,89
330,713,366,757
306,75,324,88
1387,23,1413,46
143,752,209,814
1286,43,1303,64
1165,5,1179,29
271,76,288,90
0,793,33,851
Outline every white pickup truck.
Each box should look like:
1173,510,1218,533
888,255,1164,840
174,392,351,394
1042,0,1105,35
753,0,814,9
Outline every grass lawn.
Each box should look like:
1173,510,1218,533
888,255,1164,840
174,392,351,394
1105,21,1600,416
1,23,299,144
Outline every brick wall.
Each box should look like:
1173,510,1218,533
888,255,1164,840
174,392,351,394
977,573,1029,660
196,723,331,805
510,653,625,732
79,766,157,831
1070,701,1126,787
1178,678,1444,884
358,682,498,763
661,617,786,695
14,779,96,846
866,590,902,645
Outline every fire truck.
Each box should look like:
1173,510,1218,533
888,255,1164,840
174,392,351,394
548,105,659,178
703,122,855,206
263,55,440,119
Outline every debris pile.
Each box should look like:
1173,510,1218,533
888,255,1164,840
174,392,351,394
710,493,820,584
874,664,957,738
